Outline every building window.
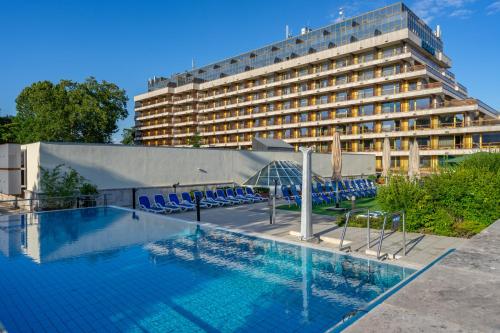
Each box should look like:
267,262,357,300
336,108,350,118
283,101,291,109
360,122,374,133
283,86,291,95
319,95,329,104
336,75,348,85
320,110,330,120
382,101,401,113
335,124,351,134
284,129,291,138
299,67,309,76
320,79,329,88
417,136,430,148
482,133,500,146
438,135,455,148
391,138,402,150
391,156,401,168
268,104,275,111
382,64,401,76
359,69,374,80
359,52,374,63
358,87,374,98
336,58,348,68
300,128,308,137
360,139,374,151
300,83,308,92
300,113,308,122
268,90,275,97
420,156,431,168
381,83,400,95
416,117,431,129
359,104,374,116
268,117,275,125
382,120,400,132
409,98,431,111
336,91,348,101
300,98,308,107
284,115,291,123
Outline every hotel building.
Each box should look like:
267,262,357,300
134,2,499,172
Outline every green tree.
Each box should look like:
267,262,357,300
188,132,202,148
121,128,135,145
0,113,16,144
15,77,128,144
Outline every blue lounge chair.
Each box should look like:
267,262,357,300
244,187,266,202
216,189,240,204
154,194,181,213
139,196,166,213
168,193,195,211
182,192,212,208
227,188,251,203
194,190,221,207
206,190,231,205
236,187,256,203
316,184,334,203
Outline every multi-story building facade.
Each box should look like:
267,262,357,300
134,2,499,172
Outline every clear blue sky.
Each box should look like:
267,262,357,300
1,0,499,141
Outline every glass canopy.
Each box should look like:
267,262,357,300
243,160,324,187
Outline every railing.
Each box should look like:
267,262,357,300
0,194,108,214
339,208,371,251
376,211,406,259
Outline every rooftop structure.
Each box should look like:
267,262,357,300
134,2,500,173
251,137,294,152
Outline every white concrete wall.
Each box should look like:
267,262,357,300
23,142,375,192
0,144,21,195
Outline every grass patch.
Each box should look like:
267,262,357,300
277,197,381,218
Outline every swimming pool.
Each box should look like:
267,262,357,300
0,207,414,332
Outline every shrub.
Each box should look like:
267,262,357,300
253,186,270,196
39,164,98,210
377,153,500,237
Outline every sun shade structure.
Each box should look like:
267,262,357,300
408,139,420,179
382,137,391,178
331,132,342,181
243,160,324,187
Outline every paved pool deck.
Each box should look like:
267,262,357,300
174,201,465,268
345,218,500,333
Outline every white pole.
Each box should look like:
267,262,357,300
300,147,313,240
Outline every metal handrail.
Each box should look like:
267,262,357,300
0,194,107,213
339,208,371,251
376,210,406,259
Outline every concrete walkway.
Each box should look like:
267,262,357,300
174,201,464,268
345,219,500,333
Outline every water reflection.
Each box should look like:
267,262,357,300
0,207,196,263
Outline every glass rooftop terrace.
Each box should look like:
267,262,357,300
149,2,442,91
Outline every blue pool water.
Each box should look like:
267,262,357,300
0,207,414,332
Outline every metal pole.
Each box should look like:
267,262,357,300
339,211,349,250
403,211,406,256
367,209,371,249
196,196,201,222
132,188,136,209
272,194,276,224
377,214,388,259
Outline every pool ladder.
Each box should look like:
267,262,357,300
339,209,407,260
